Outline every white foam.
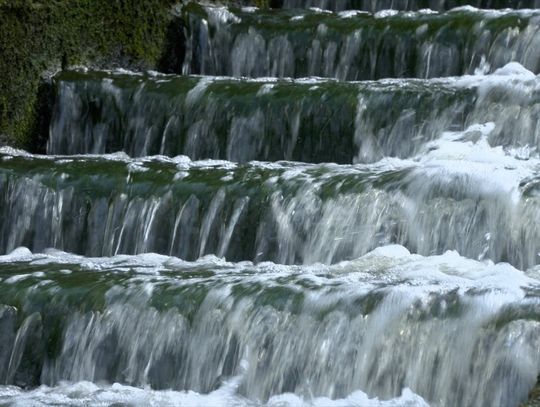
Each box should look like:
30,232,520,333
337,10,367,19
205,6,241,25
307,7,332,14
0,246,33,262
4,274,33,284
1,243,536,295
0,381,428,407
492,61,537,79
0,146,31,157
171,155,192,164
450,62,539,88
267,387,428,406
365,245,412,259
374,10,399,18
412,122,540,202
448,5,538,17
127,162,150,173
417,8,438,14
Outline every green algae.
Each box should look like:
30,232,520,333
0,0,179,149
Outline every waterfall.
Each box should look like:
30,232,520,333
2,1,540,406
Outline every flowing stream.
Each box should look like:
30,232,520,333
2,1,540,406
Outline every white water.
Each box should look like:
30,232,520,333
0,246,538,405
0,380,427,407
6,98,540,268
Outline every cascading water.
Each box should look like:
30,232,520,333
2,1,540,406
181,5,540,80
2,139,540,268
279,0,540,12
0,247,539,406
48,64,540,163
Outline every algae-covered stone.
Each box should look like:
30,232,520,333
523,377,540,407
0,0,178,149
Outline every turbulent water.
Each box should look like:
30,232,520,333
2,1,540,406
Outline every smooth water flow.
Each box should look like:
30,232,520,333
280,0,540,12
182,5,540,80
49,65,540,163
2,1,540,406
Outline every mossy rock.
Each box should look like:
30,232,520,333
0,0,186,150
0,0,277,150
522,376,540,407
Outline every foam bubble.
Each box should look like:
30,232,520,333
0,382,428,407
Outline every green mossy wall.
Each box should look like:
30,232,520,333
523,377,540,407
0,0,269,150
0,0,181,149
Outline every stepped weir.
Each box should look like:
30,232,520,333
1,1,540,406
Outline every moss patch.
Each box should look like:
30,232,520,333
523,376,540,407
0,0,180,149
